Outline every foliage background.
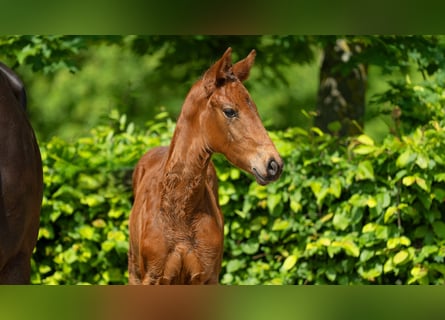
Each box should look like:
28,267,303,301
1,35,444,284
32,110,445,284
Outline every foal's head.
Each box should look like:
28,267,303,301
195,47,283,185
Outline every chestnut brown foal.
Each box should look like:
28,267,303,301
0,62,43,283
128,48,283,284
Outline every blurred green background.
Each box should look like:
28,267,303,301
4,35,442,144
7,35,318,141
0,36,437,149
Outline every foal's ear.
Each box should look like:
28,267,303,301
203,47,233,95
233,49,256,82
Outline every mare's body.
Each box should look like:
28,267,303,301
0,62,43,284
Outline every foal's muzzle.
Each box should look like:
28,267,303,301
253,156,283,186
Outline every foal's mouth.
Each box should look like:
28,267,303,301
252,157,283,186
252,168,276,186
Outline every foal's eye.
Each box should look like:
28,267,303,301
223,107,237,119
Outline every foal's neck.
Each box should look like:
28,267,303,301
161,103,212,217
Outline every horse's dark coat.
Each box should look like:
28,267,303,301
0,62,43,284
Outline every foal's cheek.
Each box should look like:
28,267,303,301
205,116,232,152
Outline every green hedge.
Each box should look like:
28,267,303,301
32,111,175,284
32,111,445,284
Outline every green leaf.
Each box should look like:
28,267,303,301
328,178,342,198
234,209,248,219
342,241,360,257
360,249,375,263
434,173,445,182
328,121,342,133
107,230,125,241
396,149,416,168
433,188,445,201
272,219,290,231
319,213,333,223
305,242,320,256
39,265,52,275
63,248,78,264
430,263,445,276
410,266,428,278
417,245,438,262
79,226,95,240
308,180,321,195
375,225,389,240
290,197,303,213
402,176,416,186
353,145,376,155
230,168,240,180
290,193,302,213
241,241,259,255
219,194,230,206
108,208,125,219
366,197,377,208
331,240,360,257
103,268,124,283
310,127,324,136
408,266,428,284
281,255,298,272
415,177,429,192
92,219,107,228
327,245,342,258
101,240,115,252
362,223,377,233
415,154,429,169
38,227,54,240
383,258,394,274
308,180,329,205
226,259,246,273
81,194,105,207
267,193,282,214
317,237,331,246
348,194,368,207
325,268,337,282
356,160,374,181
387,236,411,249
432,221,445,239
359,264,382,281
357,134,375,146
399,236,411,246
384,207,397,223
333,213,351,231
50,211,62,222
78,174,101,189
393,250,410,265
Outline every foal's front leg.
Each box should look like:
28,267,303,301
158,251,182,284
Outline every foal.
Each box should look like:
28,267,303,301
128,48,283,284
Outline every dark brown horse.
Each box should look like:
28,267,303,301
0,62,43,284
128,48,283,284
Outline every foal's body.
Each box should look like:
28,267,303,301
129,48,283,284
130,146,222,284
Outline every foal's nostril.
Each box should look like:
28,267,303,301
267,159,279,177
